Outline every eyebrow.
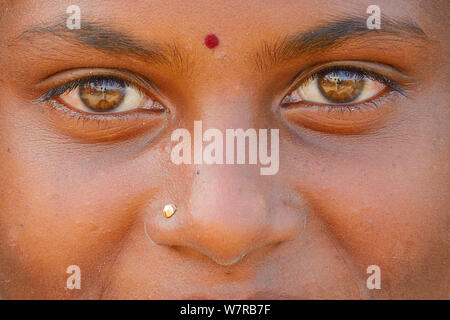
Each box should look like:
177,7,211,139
16,14,427,75
17,19,190,74
255,14,428,71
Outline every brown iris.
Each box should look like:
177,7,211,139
318,71,365,103
79,79,126,112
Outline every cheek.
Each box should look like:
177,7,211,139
0,103,169,297
285,129,448,289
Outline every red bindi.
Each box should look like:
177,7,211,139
204,34,219,49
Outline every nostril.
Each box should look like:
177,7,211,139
211,252,248,266
145,211,307,266
144,221,157,245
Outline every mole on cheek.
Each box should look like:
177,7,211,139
204,34,219,49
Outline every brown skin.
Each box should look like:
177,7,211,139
0,0,448,299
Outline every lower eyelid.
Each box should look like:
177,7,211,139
281,91,399,135
40,98,168,142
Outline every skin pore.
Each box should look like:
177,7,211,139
0,0,448,299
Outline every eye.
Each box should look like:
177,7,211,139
279,64,408,134
48,76,165,114
282,67,391,106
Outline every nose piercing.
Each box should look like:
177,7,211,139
163,204,177,218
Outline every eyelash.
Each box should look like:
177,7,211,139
39,75,144,102
39,66,404,122
310,66,401,90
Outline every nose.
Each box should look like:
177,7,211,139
144,89,304,265
146,165,303,266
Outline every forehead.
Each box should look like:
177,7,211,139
0,0,426,39
1,0,434,74
1,0,441,96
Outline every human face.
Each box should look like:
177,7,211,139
0,0,448,299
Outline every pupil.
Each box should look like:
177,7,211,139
318,71,365,103
79,78,126,112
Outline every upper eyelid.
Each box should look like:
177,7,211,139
41,76,137,101
284,61,411,97
36,68,163,101
294,67,393,91
298,68,400,97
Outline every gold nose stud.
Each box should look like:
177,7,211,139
163,204,177,218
